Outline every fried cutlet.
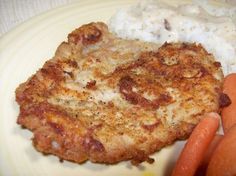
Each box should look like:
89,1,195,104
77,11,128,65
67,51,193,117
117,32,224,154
16,22,224,165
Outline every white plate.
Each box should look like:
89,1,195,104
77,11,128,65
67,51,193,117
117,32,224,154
0,0,228,175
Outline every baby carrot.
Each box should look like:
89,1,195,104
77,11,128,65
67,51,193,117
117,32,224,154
222,73,236,133
194,134,223,176
171,112,220,176
206,124,236,176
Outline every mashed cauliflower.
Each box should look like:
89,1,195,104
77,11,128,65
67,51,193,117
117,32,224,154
109,0,236,75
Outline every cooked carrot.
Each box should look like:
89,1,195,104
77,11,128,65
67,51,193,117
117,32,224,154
200,134,223,166
206,124,236,176
171,112,220,176
222,73,236,133
194,134,223,176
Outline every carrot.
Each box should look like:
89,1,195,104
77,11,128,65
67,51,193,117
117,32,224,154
171,112,220,176
194,134,223,176
206,124,236,176
222,73,236,133
200,134,223,166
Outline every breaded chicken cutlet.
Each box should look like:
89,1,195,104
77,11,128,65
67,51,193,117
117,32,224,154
16,22,224,165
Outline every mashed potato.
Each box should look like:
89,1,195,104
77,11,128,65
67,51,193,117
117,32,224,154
109,0,236,75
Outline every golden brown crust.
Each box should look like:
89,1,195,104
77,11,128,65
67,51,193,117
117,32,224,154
16,22,223,165
68,22,103,45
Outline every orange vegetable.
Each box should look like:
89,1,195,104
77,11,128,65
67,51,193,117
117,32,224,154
222,73,236,133
206,124,236,176
200,134,223,166
194,134,223,176
171,112,220,176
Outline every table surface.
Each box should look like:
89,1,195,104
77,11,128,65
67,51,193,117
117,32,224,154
1,0,236,37
0,0,76,36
